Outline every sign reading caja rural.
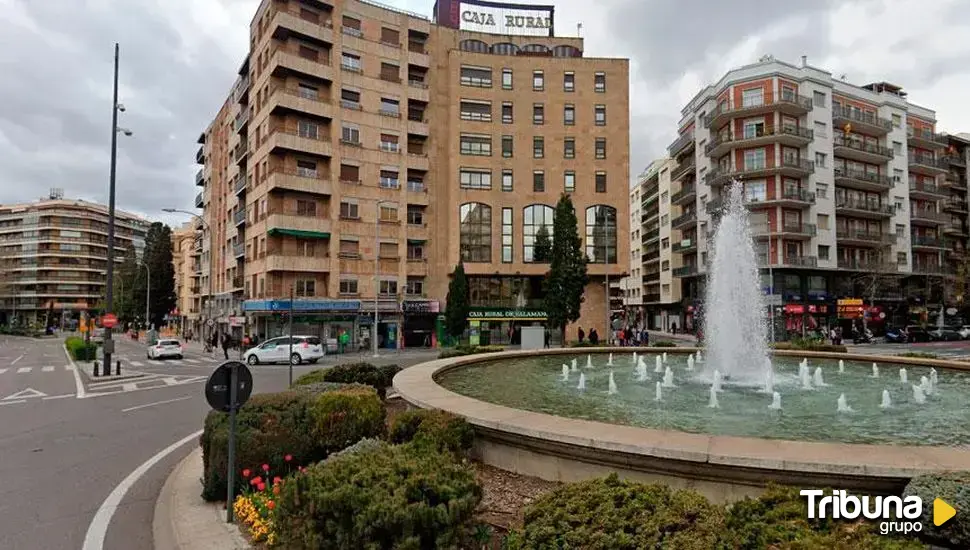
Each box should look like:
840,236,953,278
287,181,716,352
468,309,547,320
457,0,554,37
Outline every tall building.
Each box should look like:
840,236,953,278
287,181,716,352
621,180,643,319
0,193,149,324
171,222,203,336
661,55,968,334
196,0,629,347
943,134,970,278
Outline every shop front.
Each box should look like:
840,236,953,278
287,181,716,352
356,299,403,350
402,299,440,348
467,308,547,346
242,298,361,352
780,303,831,338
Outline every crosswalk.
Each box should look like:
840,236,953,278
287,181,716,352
85,372,208,396
121,357,209,368
0,365,74,375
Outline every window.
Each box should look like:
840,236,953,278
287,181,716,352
339,239,360,257
813,121,827,138
502,208,513,263
563,71,574,92
295,279,316,297
341,124,360,144
502,169,513,191
896,224,905,236
594,72,605,92
502,68,512,89
894,196,904,211
595,138,606,159
533,136,544,158
661,238,669,249
339,163,360,183
459,134,491,156
813,91,826,107
342,15,362,33
460,66,492,87
296,160,317,178
340,89,361,109
893,141,903,154
339,279,358,295
380,26,400,45
379,62,400,83
564,171,575,192
741,88,764,107
296,199,316,216
814,152,826,168
341,51,361,72
893,169,903,183
379,203,398,222
585,205,617,263
660,214,668,225
816,182,828,198
743,149,766,170
532,70,544,91
892,113,902,128
379,169,399,188
380,133,399,152
379,97,400,117
407,205,424,225
744,179,766,202
406,242,424,260
339,201,359,219
817,213,829,229
405,277,424,296
661,260,669,272
502,135,513,157
379,280,398,295
460,100,491,121
818,245,830,260
459,203,492,262
595,171,607,193
533,103,544,124
564,104,575,125
523,204,554,262
897,252,907,265
501,101,513,122
594,105,606,125
564,138,575,158
459,169,491,190
533,171,545,192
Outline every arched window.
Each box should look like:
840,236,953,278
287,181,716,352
523,204,554,263
459,39,489,53
459,203,492,263
585,205,617,264
490,42,519,55
552,45,582,58
520,44,550,54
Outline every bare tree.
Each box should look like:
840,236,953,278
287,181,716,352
851,263,902,331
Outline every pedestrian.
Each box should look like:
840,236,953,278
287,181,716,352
671,322,678,335
643,328,650,346
577,327,585,344
544,328,550,348
221,332,231,360
589,328,599,346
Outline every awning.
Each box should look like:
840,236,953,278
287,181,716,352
407,238,427,244
267,228,330,239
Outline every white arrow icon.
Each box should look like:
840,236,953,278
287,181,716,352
3,388,48,400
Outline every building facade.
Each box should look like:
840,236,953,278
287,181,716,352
0,195,148,325
660,55,969,335
621,181,642,319
196,0,630,348
171,222,203,336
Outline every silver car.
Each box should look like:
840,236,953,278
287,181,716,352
244,336,324,365
148,339,184,360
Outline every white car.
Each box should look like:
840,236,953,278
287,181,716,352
958,325,970,340
244,336,324,365
148,339,184,360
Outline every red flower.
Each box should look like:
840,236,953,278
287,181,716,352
299,466,305,473
273,486,281,496
267,500,276,510
261,463,270,472
250,476,262,486
284,454,292,462
273,476,282,485
242,469,251,478
257,482,266,492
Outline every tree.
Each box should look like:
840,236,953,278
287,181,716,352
533,225,552,263
143,222,177,329
544,194,588,343
851,265,902,329
444,263,470,342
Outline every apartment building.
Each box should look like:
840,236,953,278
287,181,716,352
621,183,642,317
196,0,629,347
943,134,970,276
0,193,148,325
662,55,967,333
171,222,203,336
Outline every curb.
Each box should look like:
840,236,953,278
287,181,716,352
153,447,251,550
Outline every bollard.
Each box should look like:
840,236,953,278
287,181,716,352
93,360,100,377
116,360,122,376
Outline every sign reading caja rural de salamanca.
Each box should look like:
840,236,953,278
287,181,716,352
458,0,554,37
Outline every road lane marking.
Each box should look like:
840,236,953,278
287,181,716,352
0,400,26,406
0,368,6,374
65,365,74,371
82,429,204,550
184,359,200,364
129,361,145,367
122,383,137,392
42,366,55,372
16,367,31,373
63,343,86,399
43,394,75,400
11,355,23,365
121,395,192,413
3,388,47,400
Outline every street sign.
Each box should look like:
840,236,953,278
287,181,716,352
205,361,253,412
207,319,215,327
102,313,118,328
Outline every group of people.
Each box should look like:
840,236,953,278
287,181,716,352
575,327,601,345
613,326,650,346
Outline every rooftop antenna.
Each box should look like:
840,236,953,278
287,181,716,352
49,188,64,200
577,23,582,37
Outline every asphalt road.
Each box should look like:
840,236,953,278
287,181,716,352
0,334,437,550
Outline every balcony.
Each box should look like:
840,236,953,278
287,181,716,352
670,211,697,230
269,44,332,82
193,237,202,252
194,192,204,208
832,136,894,164
836,230,895,247
670,158,696,181
705,125,813,158
832,106,893,136
234,108,250,132
233,209,246,227
704,92,812,129
667,130,695,157
670,184,696,206
910,209,947,226
269,5,334,46
753,222,816,240
195,168,205,187
233,73,250,104
912,264,954,276
834,199,894,219
907,128,948,150
266,168,332,196
833,167,893,192
265,212,332,237
908,182,947,200
265,254,332,273
911,235,945,250
672,265,699,277
234,139,249,163
234,175,248,196
195,145,204,164
944,222,969,237
768,189,816,208
269,85,333,120
705,157,814,186
231,276,244,290
233,242,245,259
946,247,966,261
775,255,818,268
671,239,696,253
943,175,968,191
947,154,967,167
265,127,332,158
909,154,949,177
838,259,898,272
943,198,969,213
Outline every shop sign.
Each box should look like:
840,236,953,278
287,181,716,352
242,299,361,312
468,309,547,320
228,316,244,327
402,300,440,314
837,298,865,319
784,304,805,314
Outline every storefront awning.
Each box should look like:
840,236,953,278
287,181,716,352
267,228,330,239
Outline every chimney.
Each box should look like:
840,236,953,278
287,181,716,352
801,55,807,67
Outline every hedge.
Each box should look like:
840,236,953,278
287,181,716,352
903,471,970,548
772,341,848,353
275,441,482,549
438,345,505,359
297,362,402,399
200,386,385,501
651,340,677,347
65,336,97,361
388,409,474,456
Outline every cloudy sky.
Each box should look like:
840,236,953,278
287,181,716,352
2,0,969,225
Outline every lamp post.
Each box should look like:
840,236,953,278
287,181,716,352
163,208,211,347
373,200,396,358
101,42,133,377
142,262,151,335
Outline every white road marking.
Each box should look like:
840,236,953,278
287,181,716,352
129,361,145,367
42,366,55,372
16,367,31,373
3,388,47,400
122,383,137,392
11,355,23,365
82,429,204,550
184,358,200,364
64,365,74,371
42,394,75,400
0,368,7,374
0,400,26,406
121,395,192,413
63,343,86,399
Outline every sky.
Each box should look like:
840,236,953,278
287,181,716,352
1,0,969,226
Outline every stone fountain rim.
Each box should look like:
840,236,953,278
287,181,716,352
393,346,970,480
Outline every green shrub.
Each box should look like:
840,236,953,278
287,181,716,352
438,345,505,359
307,384,385,453
65,336,97,361
304,362,401,399
772,341,848,353
275,441,482,549
389,409,474,456
904,471,970,548
898,352,939,360
651,340,677,347
292,369,328,387
567,340,608,347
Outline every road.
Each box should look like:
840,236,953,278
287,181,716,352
0,334,437,550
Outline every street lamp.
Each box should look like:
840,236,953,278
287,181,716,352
373,200,396,358
142,262,151,334
163,208,212,346
102,42,133,377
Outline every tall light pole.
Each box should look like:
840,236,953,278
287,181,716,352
163,208,211,346
102,42,133,377
142,262,151,333
373,200,396,358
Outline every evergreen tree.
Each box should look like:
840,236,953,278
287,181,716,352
533,224,552,263
143,222,177,329
444,263,470,342
544,194,588,343
113,246,139,323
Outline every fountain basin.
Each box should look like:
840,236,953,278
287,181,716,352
394,347,970,504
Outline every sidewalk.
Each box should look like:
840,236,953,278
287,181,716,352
153,447,251,550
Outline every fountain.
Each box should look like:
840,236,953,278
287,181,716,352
662,352,668,364
899,368,908,384
655,356,664,374
577,373,586,391
912,384,927,404
635,364,648,382
662,366,676,388
799,363,813,390
586,355,593,369
708,386,719,408
880,390,892,409
607,353,614,366
837,393,854,413
696,350,703,363
813,367,828,387
608,371,618,395
838,359,845,374
654,381,662,401
561,364,569,381
768,391,782,410
686,355,695,371
704,182,769,384
631,351,637,365
763,359,774,393
712,370,723,392
871,363,879,378
930,368,939,388
920,376,933,396
571,358,577,371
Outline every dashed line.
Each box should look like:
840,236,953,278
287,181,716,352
42,366,55,372
43,394,75,401
0,369,6,374
129,361,145,367
0,400,26,406
16,367,30,373
184,359,200,364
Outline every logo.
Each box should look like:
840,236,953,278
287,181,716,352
801,490,957,535
934,498,956,527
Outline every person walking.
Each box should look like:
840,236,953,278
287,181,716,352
221,331,231,360
588,328,599,346
577,327,585,344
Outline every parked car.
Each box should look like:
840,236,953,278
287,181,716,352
243,336,324,365
148,339,184,360
958,325,970,340
883,327,908,344
905,325,932,343
929,327,963,341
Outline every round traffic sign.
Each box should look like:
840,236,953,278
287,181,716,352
205,361,253,412
102,313,118,328
207,319,215,327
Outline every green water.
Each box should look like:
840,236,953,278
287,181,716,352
438,353,970,446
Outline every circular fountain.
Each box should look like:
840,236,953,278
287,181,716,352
394,184,970,503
